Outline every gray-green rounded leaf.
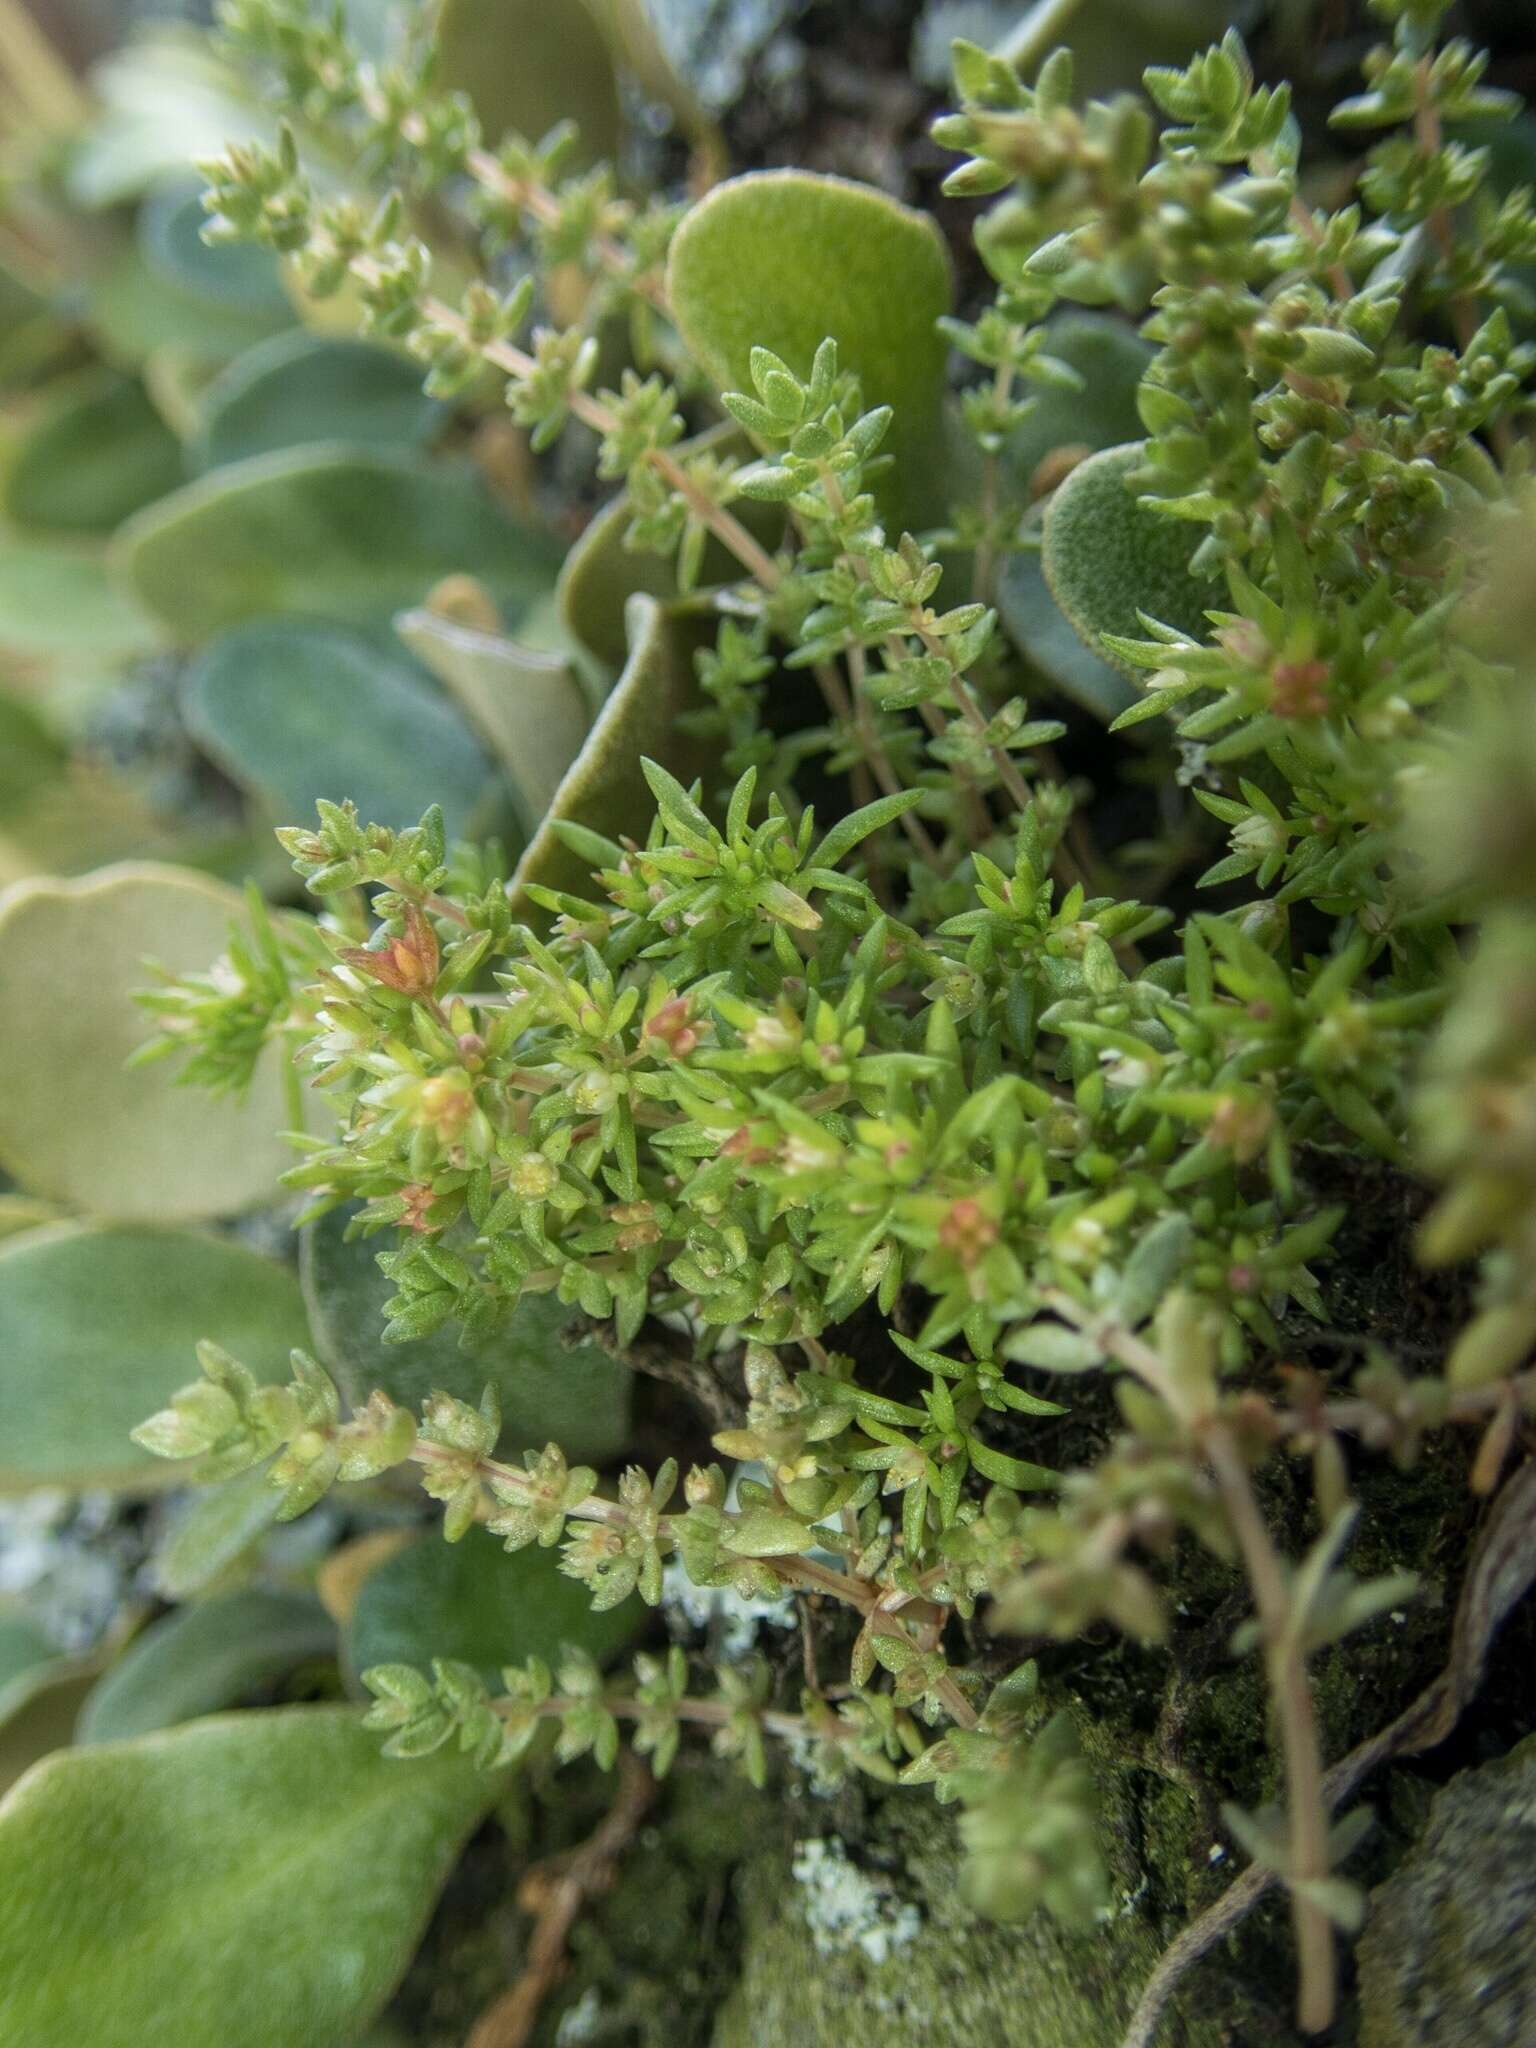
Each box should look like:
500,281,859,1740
77,1590,336,1744
0,863,296,1218
1002,314,1152,498
114,446,563,640
0,542,157,658
4,373,184,536
395,606,589,832
182,619,499,841
0,1223,311,1494
345,1526,641,1689
138,180,291,320
0,1707,496,2048
195,333,444,471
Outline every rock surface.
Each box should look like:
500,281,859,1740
1358,1735,1536,2048
713,1786,1222,2048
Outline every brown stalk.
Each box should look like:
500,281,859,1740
466,1751,654,2048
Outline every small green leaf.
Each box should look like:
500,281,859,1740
183,620,500,842
344,1527,641,1688
301,1204,630,1466
725,1508,815,1557
812,790,924,870
0,864,296,1218
1040,442,1215,679
0,1707,497,2048
1003,1324,1101,1374
77,1591,336,1744
114,447,563,640
667,170,953,529
0,1223,310,1494
966,1438,1058,1492
1115,1214,1193,1327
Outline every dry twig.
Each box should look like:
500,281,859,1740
467,1750,655,2048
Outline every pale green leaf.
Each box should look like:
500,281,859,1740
0,1222,310,1494
78,1591,335,1744
0,1707,496,2048
666,170,952,529
182,620,499,842
0,864,297,1217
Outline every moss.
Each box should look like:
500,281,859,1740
712,1781,1224,2048
384,1758,766,2046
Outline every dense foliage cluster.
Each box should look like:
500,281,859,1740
5,0,1534,2040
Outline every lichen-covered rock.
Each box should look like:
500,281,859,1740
1358,1736,1536,2048
712,1787,1222,2048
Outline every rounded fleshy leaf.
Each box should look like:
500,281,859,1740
77,1591,336,1744
345,1527,641,1690
996,320,1156,720
0,541,157,657
0,1223,310,1494
436,0,622,165
0,1658,103,1802
0,864,296,1217
138,179,291,319
0,1707,496,2048
395,606,590,831
1002,314,1152,499
301,1203,630,1466
150,1465,287,1600
182,619,499,841
511,593,712,908
195,333,443,471
1040,442,1215,680
667,169,952,529
4,373,184,536
113,446,563,640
